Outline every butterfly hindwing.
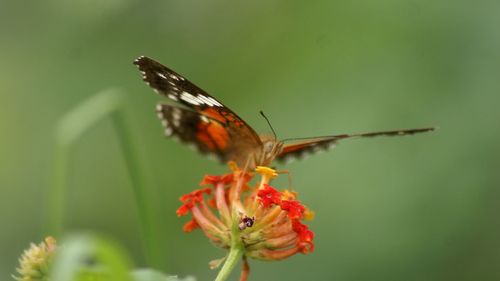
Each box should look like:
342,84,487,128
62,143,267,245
157,103,233,161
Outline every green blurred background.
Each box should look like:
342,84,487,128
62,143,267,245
1,0,499,280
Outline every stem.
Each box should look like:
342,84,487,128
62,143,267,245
215,208,245,281
214,245,243,281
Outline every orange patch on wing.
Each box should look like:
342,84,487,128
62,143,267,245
196,121,230,150
201,108,226,123
281,143,311,154
196,130,215,149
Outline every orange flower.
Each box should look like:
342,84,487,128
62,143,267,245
176,163,315,280
176,187,211,217
183,218,199,233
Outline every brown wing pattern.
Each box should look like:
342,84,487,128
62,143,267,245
134,56,263,165
135,56,223,110
156,104,232,161
277,127,436,163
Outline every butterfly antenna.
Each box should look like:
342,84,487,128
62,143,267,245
260,110,278,140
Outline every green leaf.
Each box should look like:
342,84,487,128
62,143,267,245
50,234,134,281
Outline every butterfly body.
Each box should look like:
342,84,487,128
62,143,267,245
135,56,434,169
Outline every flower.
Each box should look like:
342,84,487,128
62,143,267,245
177,162,315,280
280,200,306,220
13,237,57,281
257,184,281,208
176,187,211,217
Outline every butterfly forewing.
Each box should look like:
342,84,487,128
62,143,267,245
277,127,436,163
135,56,263,166
135,56,220,109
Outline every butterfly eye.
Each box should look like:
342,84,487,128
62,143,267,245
263,141,274,153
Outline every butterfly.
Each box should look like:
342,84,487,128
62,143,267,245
134,56,435,169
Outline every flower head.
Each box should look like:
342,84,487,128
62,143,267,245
13,237,57,281
177,162,315,280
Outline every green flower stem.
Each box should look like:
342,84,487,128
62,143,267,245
45,88,163,269
215,209,244,281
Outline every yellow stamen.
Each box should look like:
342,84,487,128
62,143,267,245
255,166,278,179
281,190,297,200
228,161,239,172
303,208,315,221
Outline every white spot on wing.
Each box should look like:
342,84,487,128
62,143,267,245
172,108,182,120
164,127,173,136
180,91,201,105
172,118,180,127
157,72,167,79
197,94,215,107
200,115,209,123
171,107,182,127
167,94,179,101
207,96,222,107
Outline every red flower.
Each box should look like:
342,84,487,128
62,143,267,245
179,187,211,203
176,165,315,281
292,220,315,253
200,174,233,187
280,200,305,220
176,202,192,217
183,218,199,233
257,184,282,208
176,187,211,217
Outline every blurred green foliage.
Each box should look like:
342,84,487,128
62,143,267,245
1,0,499,280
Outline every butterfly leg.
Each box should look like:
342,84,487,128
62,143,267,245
242,156,253,174
275,169,293,191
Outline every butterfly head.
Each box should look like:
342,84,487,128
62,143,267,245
257,136,284,167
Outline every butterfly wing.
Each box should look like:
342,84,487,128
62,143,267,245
134,56,262,166
277,127,435,163
156,104,233,161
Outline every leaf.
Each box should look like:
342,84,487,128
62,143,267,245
50,234,134,281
